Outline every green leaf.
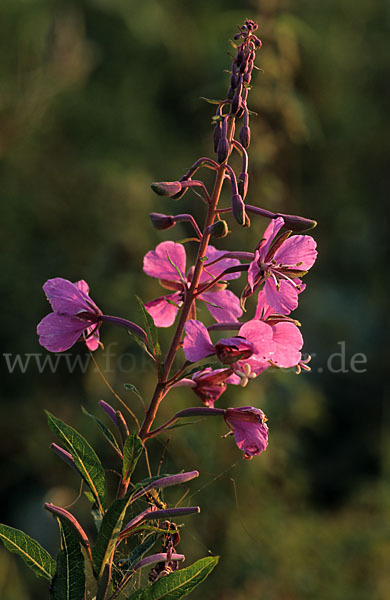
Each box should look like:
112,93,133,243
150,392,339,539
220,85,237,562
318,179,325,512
81,405,121,456
122,433,143,482
126,556,219,599
0,523,55,581
136,296,161,362
200,96,224,105
46,411,107,515
50,520,85,600
92,493,132,579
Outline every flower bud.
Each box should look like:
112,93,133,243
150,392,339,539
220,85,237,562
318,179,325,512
239,124,251,148
237,172,248,199
217,137,230,163
149,212,176,230
208,219,229,239
151,181,182,197
213,122,222,152
227,86,235,99
232,193,245,225
231,90,242,115
236,50,245,66
277,213,317,232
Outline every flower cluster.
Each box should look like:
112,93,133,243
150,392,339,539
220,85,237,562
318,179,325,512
36,20,317,463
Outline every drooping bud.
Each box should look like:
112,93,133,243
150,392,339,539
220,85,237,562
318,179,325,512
237,172,248,199
224,406,268,459
208,219,229,239
151,181,183,197
227,86,235,100
232,193,246,225
149,213,176,230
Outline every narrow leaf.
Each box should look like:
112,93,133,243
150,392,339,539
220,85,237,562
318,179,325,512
200,96,224,105
136,296,161,361
92,493,131,579
46,411,107,515
122,433,143,482
112,533,158,588
124,383,144,404
0,523,55,581
50,520,85,600
81,405,122,456
126,556,219,599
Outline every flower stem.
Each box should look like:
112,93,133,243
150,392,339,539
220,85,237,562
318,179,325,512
138,117,236,441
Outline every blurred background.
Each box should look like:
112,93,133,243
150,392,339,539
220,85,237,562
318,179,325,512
0,0,388,598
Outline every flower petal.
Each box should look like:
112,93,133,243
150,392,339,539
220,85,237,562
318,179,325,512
183,320,215,362
201,290,242,322
37,313,88,352
264,278,299,315
274,235,317,271
143,241,186,282
145,293,181,327
247,250,261,291
224,407,268,459
258,217,285,260
43,278,96,315
271,322,303,368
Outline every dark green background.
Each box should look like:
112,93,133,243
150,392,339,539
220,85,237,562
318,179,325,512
0,0,388,598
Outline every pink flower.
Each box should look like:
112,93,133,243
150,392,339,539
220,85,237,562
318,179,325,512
182,319,275,373
224,407,269,459
143,241,242,327
253,288,303,371
37,278,102,352
247,217,317,314
173,368,235,407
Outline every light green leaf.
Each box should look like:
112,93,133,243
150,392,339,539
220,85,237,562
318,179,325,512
0,523,55,581
200,96,224,105
81,405,121,456
46,411,107,515
126,556,219,599
122,433,143,482
50,520,85,600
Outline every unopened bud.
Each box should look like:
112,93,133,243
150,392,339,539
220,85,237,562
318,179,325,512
236,50,245,66
217,137,230,163
237,172,248,199
252,36,262,48
209,220,229,238
232,193,245,225
277,213,317,232
231,90,242,115
151,181,182,197
230,72,239,89
239,125,251,148
149,212,176,230
227,86,235,100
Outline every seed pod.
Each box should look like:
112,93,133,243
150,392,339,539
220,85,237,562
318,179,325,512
151,181,182,197
209,219,229,238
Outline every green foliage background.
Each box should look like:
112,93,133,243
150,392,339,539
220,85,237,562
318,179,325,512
0,0,388,598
